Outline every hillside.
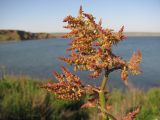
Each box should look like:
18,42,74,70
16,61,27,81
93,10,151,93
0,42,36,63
1,30,160,42
0,30,62,41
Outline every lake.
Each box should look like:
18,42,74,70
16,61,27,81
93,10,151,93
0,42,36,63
0,37,160,90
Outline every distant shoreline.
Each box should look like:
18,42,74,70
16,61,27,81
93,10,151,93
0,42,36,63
0,29,160,42
0,30,64,41
49,32,160,37
125,32,160,36
51,32,160,37
55,32,160,37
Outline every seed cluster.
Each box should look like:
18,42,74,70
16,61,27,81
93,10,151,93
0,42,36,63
42,66,84,100
42,81,83,100
60,6,142,80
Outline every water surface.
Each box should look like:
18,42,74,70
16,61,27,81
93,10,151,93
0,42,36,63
0,37,160,90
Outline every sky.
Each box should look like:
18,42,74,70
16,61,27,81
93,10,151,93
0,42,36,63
0,0,160,33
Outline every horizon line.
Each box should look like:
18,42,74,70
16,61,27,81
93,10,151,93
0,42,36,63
1,29,160,34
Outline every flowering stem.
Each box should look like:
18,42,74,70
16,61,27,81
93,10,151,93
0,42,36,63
99,72,109,120
100,73,109,90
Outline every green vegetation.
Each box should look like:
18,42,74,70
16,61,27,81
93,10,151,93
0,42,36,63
108,89,160,120
0,75,88,120
0,31,20,41
0,30,62,41
0,75,159,120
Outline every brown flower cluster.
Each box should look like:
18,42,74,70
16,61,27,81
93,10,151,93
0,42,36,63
128,50,142,75
60,6,142,81
42,66,84,100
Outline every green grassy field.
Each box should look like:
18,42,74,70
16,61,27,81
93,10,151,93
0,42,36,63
0,75,159,120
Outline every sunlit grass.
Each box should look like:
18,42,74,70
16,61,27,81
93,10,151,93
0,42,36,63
0,75,88,120
0,75,159,120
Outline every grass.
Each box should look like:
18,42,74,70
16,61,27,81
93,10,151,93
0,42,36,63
0,75,159,120
0,75,88,120
108,88,160,120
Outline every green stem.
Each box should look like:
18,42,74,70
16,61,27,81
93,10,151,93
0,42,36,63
99,73,109,120
99,90,107,120
100,73,109,90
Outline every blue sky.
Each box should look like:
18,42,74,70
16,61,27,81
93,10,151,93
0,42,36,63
0,0,160,33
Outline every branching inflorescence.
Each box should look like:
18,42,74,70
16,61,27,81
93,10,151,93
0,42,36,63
42,6,142,120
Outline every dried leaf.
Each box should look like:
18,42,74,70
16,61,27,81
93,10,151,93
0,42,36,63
81,101,96,108
123,107,140,120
